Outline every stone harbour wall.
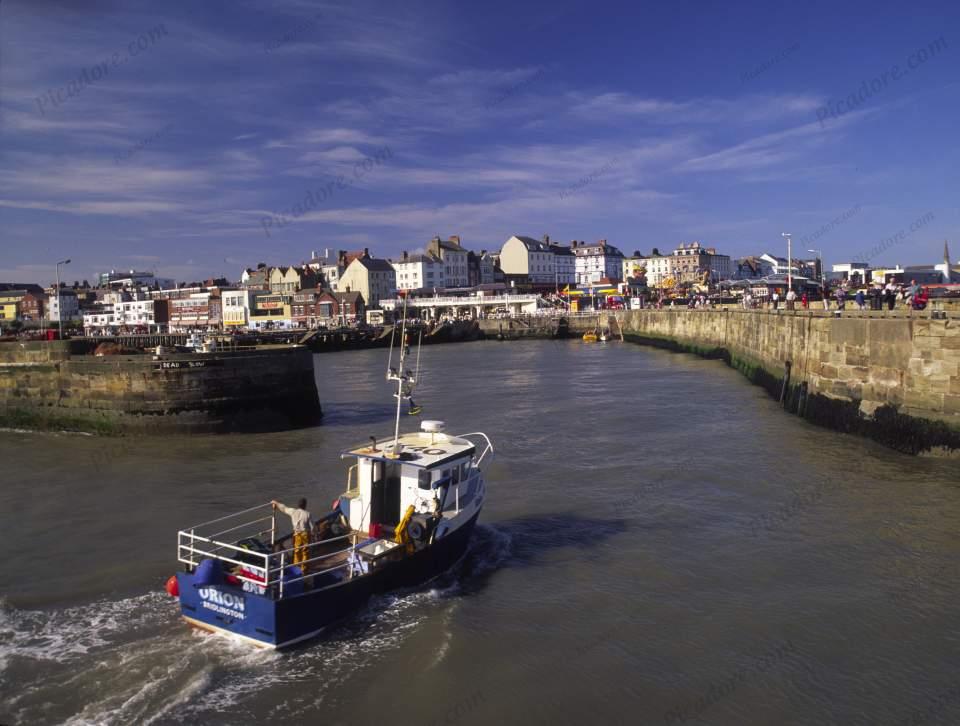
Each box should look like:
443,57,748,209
0,341,322,434
571,310,960,456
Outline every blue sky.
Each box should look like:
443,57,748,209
1,0,957,285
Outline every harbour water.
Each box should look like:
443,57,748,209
1,340,958,725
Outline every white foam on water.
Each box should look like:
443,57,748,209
2,527,513,723
0,591,174,669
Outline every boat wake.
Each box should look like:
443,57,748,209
0,525,514,724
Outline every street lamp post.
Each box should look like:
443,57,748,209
807,248,825,307
56,259,71,340
781,233,792,291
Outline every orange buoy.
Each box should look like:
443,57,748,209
165,575,179,597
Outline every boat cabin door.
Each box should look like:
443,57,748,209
370,460,402,529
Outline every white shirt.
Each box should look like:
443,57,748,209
276,503,312,533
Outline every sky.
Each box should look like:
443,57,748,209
1,0,958,285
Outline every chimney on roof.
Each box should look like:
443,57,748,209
363,247,370,258
599,239,607,247
572,240,578,248
403,250,408,260
449,235,460,244
542,234,550,244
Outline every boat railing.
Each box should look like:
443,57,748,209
178,503,368,598
459,432,494,467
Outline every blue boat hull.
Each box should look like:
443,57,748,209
177,511,479,648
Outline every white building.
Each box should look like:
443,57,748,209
83,299,166,332
573,240,624,285
391,251,445,292
832,262,872,282
499,235,556,284
642,253,675,287
98,269,174,289
759,253,800,278
222,289,256,328
426,236,470,288
308,249,348,289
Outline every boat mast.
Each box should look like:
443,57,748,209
387,294,410,451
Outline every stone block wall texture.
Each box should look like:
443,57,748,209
0,342,322,434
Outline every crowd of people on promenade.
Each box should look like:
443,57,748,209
742,279,930,312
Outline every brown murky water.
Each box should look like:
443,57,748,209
1,340,958,725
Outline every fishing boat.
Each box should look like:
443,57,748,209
167,303,493,648
582,330,598,342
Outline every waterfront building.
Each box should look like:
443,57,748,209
269,265,317,294
292,288,357,326
391,251,445,292
47,289,80,321
222,289,256,328
671,242,731,283
241,264,271,290
331,291,365,323
249,292,293,330
18,292,46,322
832,262,872,284
0,286,45,322
643,251,676,287
549,243,576,286
426,236,469,288
167,292,221,332
82,298,169,333
307,249,349,289
97,269,174,289
467,250,499,287
481,252,501,286
338,250,397,308
732,256,771,280
759,253,801,278
573,240,624,285
499,235,557,285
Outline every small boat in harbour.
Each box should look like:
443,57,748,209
168,302,493,648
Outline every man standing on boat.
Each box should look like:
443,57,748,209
271,498,312,574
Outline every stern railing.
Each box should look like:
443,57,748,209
177,502,368,599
